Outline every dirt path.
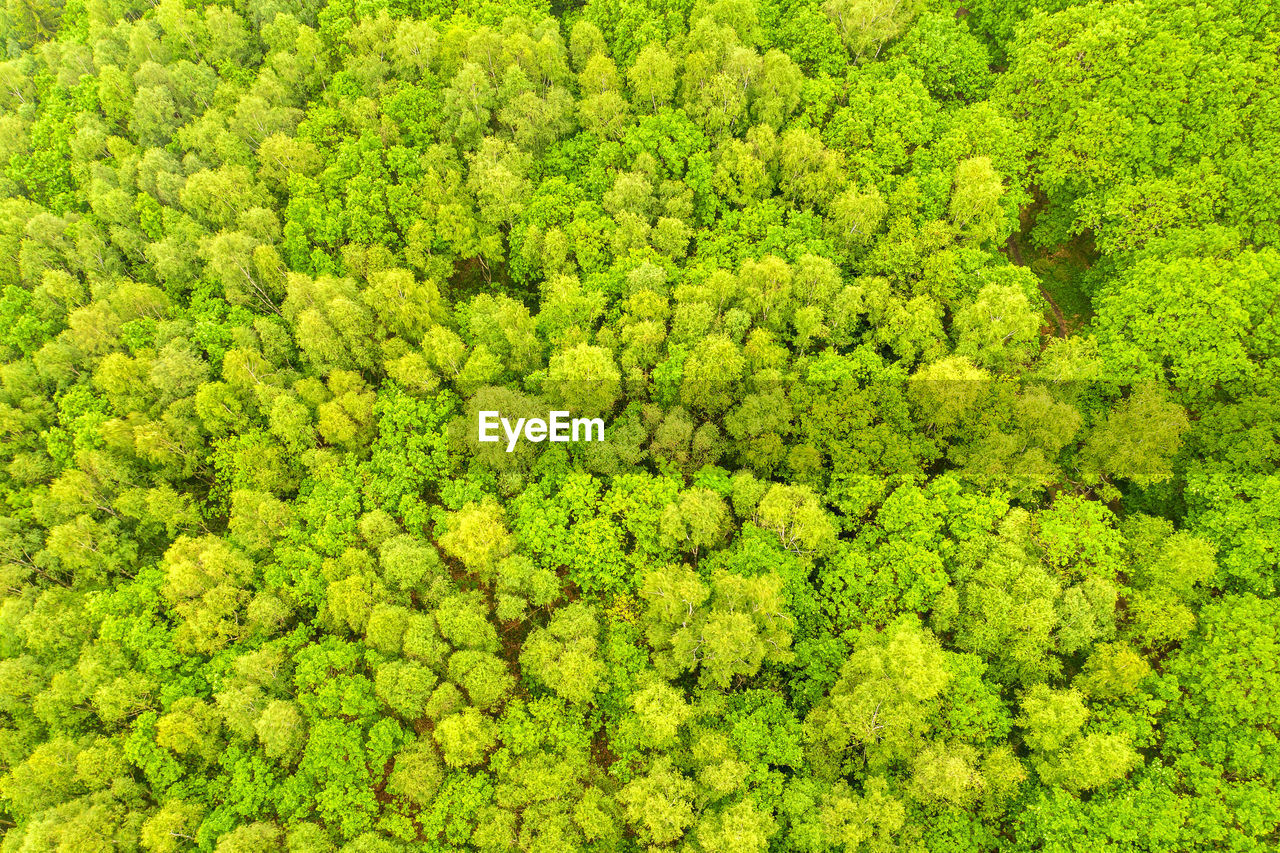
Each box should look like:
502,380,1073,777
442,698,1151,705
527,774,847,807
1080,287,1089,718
1006,231,1068,338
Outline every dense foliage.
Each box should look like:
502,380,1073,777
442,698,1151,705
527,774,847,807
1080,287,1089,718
1,0,1278,850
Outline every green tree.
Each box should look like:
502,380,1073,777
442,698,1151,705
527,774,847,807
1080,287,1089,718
520,602,606,703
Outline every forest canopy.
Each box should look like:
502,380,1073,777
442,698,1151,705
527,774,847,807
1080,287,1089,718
1,0,1278,851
